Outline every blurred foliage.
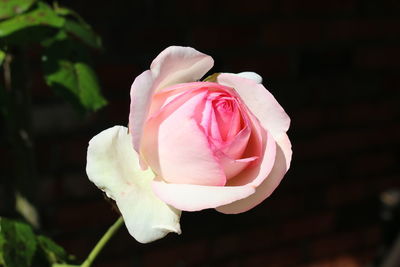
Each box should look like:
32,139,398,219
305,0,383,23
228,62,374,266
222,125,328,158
0,1,107,266
0,0,107,112
0,0,36,20
0,217,74,267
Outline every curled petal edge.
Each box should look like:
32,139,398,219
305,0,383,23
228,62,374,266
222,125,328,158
86,126,181,243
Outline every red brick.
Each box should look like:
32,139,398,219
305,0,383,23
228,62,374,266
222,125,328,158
310,232,363,258
62,173,99,199
174,0,274,17
37,176,63,203
243,246,304,267
354,247,380,265
142,240,209,267
292,107,325,131
221,0,275,16
174,0,222,15
280,212,335,241
236,227,279,251
382,73,400,93
97,64,140,93
326,181,368,207
362,225,381,247
36,135,91,170
106,99,130,124
225,52,292,78
191,26,259,50
122,27,182,51
0,147,11,169
262,21,324,46
303,255,361,267
54,200,118,232
59,136,91,166
212,234,242,259
211,226,280,259
355,46,400,69
278,0,357,16
294,100,399,131
266,194,307,218
341,101,399,126
350,153,397,176
57,234,97,260
31,70,53,99
318,100,399,128
366,175,400,194
326,20,400,42
296,124,400,160
214,259,242,267
96,259,133,267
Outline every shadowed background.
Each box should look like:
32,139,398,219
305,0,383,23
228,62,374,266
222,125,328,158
2,0,400,266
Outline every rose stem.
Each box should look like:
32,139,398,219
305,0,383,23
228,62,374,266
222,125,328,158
80,216,124,267
54,216,124,267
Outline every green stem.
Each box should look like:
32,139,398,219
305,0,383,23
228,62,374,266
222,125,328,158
53,217,124,267
81,217,124,267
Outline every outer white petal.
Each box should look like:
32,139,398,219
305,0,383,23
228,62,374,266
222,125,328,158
236,72,263,84
129,46,214,155
222,72,263,84
86,126,181,243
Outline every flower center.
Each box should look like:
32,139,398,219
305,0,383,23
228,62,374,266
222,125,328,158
199,90,244,147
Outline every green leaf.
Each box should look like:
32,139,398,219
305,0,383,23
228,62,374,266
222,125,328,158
40,28,68,47
42,34,107,112
0,218,37,267
43,58,107,111
64,19,102,50
52,4,102,50
0,49,5,66
0,2,64,38
0,0,36,20
74,62,107,110
37,236,68,264
53,4,87,25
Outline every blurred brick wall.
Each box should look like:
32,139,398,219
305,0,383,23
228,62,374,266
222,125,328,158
2,0,400,266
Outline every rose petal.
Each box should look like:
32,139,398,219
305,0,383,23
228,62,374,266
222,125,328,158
129,70,154,162
226,118,276,187
219,155,258,179
142,90,226,186
216,134,292,214
129,47,214,155
151,46,214,92
221,126,251,160
152,178,256,211
86,126,181,243
236,72,263,84
217,73,290,140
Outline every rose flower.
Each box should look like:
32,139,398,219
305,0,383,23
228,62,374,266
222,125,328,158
86,46,292,243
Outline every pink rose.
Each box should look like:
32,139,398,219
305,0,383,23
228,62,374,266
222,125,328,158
86,46,292,243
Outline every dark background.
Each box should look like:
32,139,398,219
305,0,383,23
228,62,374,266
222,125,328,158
4,0,400,266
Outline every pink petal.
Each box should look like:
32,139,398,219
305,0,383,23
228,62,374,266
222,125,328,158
217,73,290,141
129,70,154,160
129,47,214,155
151,47,214,92
142,89,226,186
226,115,277,187
152,178,256,211
218,154,258,179
216,134,292,214
221,126,251,160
